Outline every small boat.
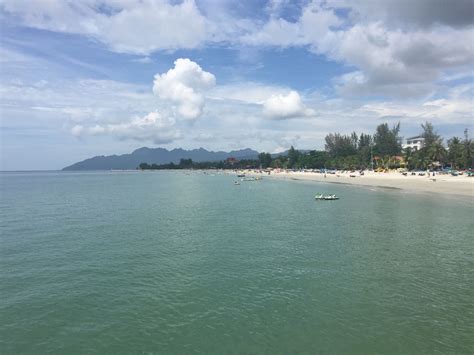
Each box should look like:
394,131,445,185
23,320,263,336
234,181,240,185
315,193,339,201
242,177,256,181
237,174,245,177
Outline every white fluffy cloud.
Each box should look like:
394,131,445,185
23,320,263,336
65,58,216,143
262,90,315,119
71,110,180,144
321,23,474,98
153,58,215,120
3,0,473,100
242,1,474,98
241,18,303,47
1,0,208,54
2,1,473,166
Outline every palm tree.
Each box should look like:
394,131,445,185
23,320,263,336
427,142,447,166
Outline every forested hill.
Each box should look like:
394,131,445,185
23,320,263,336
62,147,259,171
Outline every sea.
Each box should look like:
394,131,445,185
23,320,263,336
1,170,473,353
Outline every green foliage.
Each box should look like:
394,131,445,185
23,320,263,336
138,158,259,170
416,121,446,167
373,122,402,157
179,158,193,168
322,131,374,169
325,133,358,157
402,122,472,170
297,150,330,169
462,129,474,169
326,155,360,170
138,122,472,172
271,157,284,169
357,133,373,168
258,152,272,168
403,147,415,169
421,121,443,148
426,142,447,164
287,146,300,168
448,137,463,169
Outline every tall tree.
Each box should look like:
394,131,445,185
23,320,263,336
462,129,473,168
288,146,300,168
325,133,357,157
427,142,447,165
421,122,442,149
373,122,402,157
358,133,372,151
258,152,272,168
414,122,445,168
358,133,372,167
447,137,463,169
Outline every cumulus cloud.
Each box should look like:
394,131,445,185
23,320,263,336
263,91,315,119
321,22,474,98
2,1,473,157
241,2,341,47
1,0,209,54
3,0,473,101
1,56,217,145
242,1,474,98
153,58,215,120
331,0,474,29
71,111,180,144
64,59,216,143
241,18,303,47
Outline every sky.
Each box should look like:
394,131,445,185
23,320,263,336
0,0,473,170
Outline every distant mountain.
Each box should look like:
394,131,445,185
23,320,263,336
62,147,260,171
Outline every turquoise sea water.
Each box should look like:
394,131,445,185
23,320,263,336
1,171,473,354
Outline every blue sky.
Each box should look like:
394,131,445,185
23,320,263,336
1,0,473,170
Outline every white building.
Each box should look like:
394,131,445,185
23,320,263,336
403,136,425,151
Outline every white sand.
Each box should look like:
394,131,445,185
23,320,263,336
251,170,474,198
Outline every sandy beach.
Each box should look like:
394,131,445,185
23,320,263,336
250,170,474,198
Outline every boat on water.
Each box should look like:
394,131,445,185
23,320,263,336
237,174,245,177
241,177,256,181
315,193,339,201
234,181,241,185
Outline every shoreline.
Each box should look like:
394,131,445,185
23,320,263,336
248,170,474,199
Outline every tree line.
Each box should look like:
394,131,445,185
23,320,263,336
138,122,473,171
259,122,472,170
138,158,260,170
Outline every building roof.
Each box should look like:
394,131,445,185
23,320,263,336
406,135,424,141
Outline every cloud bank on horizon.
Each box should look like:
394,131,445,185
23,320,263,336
0,0,473,169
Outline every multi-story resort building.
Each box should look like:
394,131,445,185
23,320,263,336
403,136,425,151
